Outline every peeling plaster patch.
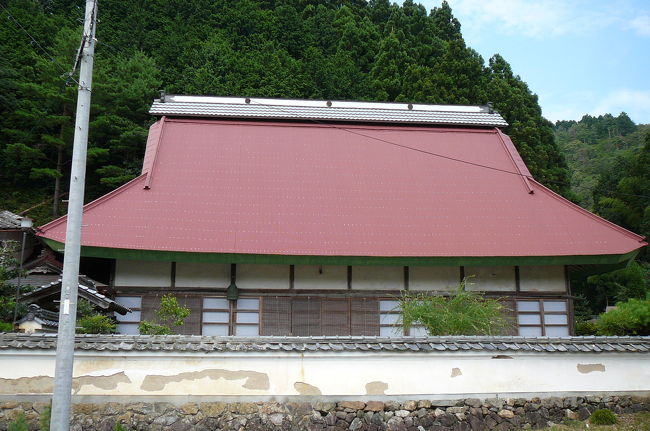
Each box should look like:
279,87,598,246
72,372,131,394
577,363,606,374
0,376,53,394
365,381,388,395
450,368,462,378
140,369,269,392
294,382,322,396
491,355,513,359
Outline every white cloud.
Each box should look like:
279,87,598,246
592,90,650,123
445,0,618,39
629,15,650,36
540,89,650,124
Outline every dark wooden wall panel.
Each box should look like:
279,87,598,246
351,298,379,336
261,296,291,336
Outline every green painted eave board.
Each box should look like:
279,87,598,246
41,238,639,268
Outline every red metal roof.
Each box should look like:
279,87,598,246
39,118,646,258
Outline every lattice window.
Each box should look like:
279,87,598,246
202,297,260,336
379,299,426,337
114,296,142,334
517,299,569,336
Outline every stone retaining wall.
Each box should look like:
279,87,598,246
1,396,649,431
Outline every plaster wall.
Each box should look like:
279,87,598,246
464,266,516,292
409,266,460,291
294,265,347,290
114,262,566,296
114,260,171,287
352,266,403,290
519,265,566,292
175,262,230,288
1,350,647,398
237,264,289,290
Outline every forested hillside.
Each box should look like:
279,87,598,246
0,0,569,224
555,113,648,210
556,115,649,319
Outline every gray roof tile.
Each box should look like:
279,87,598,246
149,96,508,128
1,334,649,355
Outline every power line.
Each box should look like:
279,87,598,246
1,3,79,85
247,99,650,200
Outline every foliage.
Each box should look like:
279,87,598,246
0,0,572,220
574,320,598,336
590,409,618,425
595,297,650,336
40,402,51,431
114,424,128,431
76,314,116,334
584,262,649,311
398,279,509,335
0,240,24,327
555,114,645,210
139,294,190,335
7,413,28,431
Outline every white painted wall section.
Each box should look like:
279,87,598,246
294,265,348,290
353,266,403,290
1,350,648,398
464,266,515,292
175,262,230,287
114,260,171,287
409,266,460,291
237,264,289,290
519,266,566,292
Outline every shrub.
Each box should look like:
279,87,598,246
114,423,128,431
574,320,597,336
40,402,51,431
77,314,116,334
139,294,190,335
8,413,28,431
398,279,509,336
589,408,617,425
595,297,650,335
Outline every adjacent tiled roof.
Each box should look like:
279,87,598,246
0,210,21,229
149,96,509,127
39,118,646,260
16,305,59,329
1,334,648,354
19,279,131,315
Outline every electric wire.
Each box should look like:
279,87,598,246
0,3,80,86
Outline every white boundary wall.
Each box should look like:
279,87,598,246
1,350,647,399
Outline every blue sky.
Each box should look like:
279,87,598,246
402,1,650,124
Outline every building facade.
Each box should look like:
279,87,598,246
38,96,646,337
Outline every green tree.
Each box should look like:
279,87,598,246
0,241,24,330
139,294,190,335
398,279,510,335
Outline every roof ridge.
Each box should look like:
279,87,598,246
38,175,148,235
494,128,534,194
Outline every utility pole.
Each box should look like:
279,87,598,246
50,0,97,429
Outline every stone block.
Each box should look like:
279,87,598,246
497,410,514,419
365,401,385,412
200,402,227,417
180,403,198,415
339,401,366,411
313,402,336,414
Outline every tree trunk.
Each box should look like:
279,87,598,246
52,119,65,218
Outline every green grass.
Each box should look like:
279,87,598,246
542,412,650,431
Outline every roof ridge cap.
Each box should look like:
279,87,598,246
38,175,148,236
